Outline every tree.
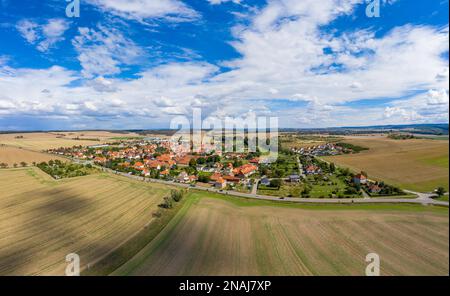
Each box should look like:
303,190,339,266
302,186,312,198
198,174,210,183
436,187,446,197
270,179,282,188
171,190,184,202
159,196,173,209
189,158,197,167
13,163,18,168
20,162,27,167
330,162,336,173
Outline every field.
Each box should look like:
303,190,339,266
0,146,66,166
280,134,342,149
0,168,173,275
323,135,449,192
115,192,449,276
0,131,142,151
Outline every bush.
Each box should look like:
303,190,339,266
171,190,184,202
270,179,282,188
159,196,173,209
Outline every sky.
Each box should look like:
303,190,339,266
0,0,448,130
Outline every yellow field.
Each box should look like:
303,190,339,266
0,168,173,275
323,135,449,192
0,131,142,151
280,134,339,149
0,146,65,166
116,192,449,276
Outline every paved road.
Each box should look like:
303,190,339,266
296,156,304,177
251,179,259,195
99,167,449,207
57,157,449,207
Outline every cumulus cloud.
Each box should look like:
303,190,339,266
86,0,199,22
16,19,69,52
208,0,242,5
2,0,449,129
72,26,144,78
382,89,449,124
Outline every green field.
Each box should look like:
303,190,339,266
324,136,449,192
114,191,449,276
258,175,358,198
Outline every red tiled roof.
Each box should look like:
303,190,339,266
210,172,222,182
235,164,258,175
354,174,367,180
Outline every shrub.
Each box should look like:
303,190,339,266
159,196,173,209
171,190,184,202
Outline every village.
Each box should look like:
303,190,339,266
46,137,404,199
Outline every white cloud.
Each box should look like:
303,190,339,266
16,20,39,43
72,26,144,78
208,0,241,5
87,0,199,22
16,19,69,52
383,89,449,124
3,0,449,129
427,89,449,106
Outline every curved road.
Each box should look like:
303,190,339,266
100,167,449,207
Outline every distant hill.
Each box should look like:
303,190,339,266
280,123,449,135
2,124,448,136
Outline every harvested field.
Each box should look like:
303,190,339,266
0,131,142,151
0,168,173,275
0,146,65,166
116,192,449,276
323,135,449,192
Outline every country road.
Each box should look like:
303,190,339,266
97,166,449,207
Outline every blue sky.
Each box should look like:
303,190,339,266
0,0,448,130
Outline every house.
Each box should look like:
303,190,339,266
214,177,227,189
134,162,145,170
177,172,189,183
305,165,320,175
210,172,223,182
368,184,381,194
260,178,271,186
353,173,368,185
156,154,172,163
289,175,301,183
249,157,260,164
159,169,170,178
188,175,198,183
119,162,130,168
223,175,241,184
141,169,150,177
174,155,193,167
234,164,258,178
146,160,163,170
94,157,107,164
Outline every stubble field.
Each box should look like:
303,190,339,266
116,192,449,276
323,135,449,192
0,168,172,275
0,131,142,151
0,146,66,166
